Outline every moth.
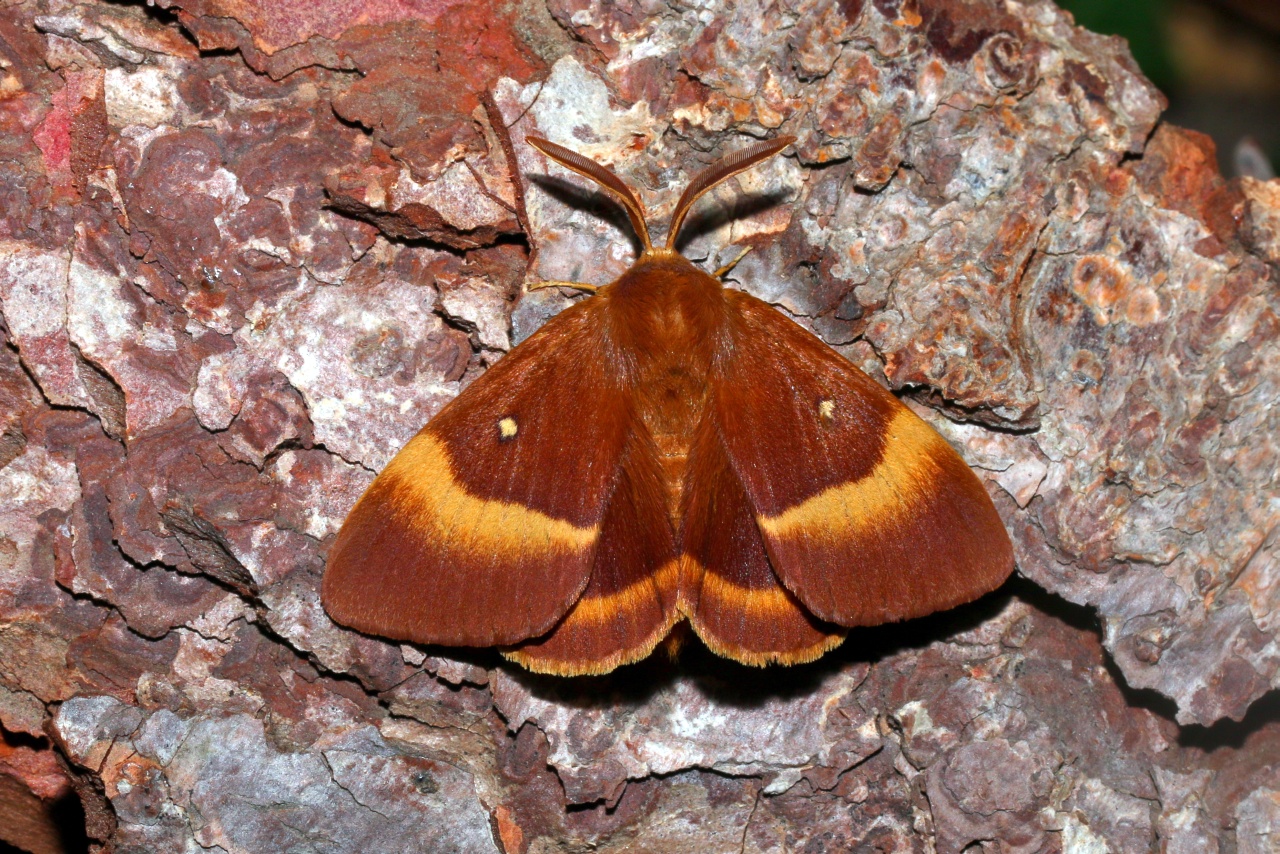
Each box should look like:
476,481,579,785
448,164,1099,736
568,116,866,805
322,134,1014,675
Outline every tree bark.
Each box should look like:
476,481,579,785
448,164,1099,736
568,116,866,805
1,0,1278,851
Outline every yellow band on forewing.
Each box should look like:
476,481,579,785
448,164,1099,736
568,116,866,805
381,431,599,552
757,407,948,539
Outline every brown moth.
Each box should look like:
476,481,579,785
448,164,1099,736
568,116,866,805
322,135,1015,675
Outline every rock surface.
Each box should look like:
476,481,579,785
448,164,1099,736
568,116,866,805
0,0,1277,850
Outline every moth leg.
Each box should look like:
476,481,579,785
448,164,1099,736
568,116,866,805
712,246,752,279
526,280,599,294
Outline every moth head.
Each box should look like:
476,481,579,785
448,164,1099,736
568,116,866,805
525,134,796,258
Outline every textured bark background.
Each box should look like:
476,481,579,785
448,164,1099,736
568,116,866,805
1,0,1279,851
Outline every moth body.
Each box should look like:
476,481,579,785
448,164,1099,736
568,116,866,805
603,252,721,526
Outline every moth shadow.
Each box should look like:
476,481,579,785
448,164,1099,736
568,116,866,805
494,647,684,710
681,584,1018,710
672,189,792,258
527,175,645,256
500,582,1017,712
